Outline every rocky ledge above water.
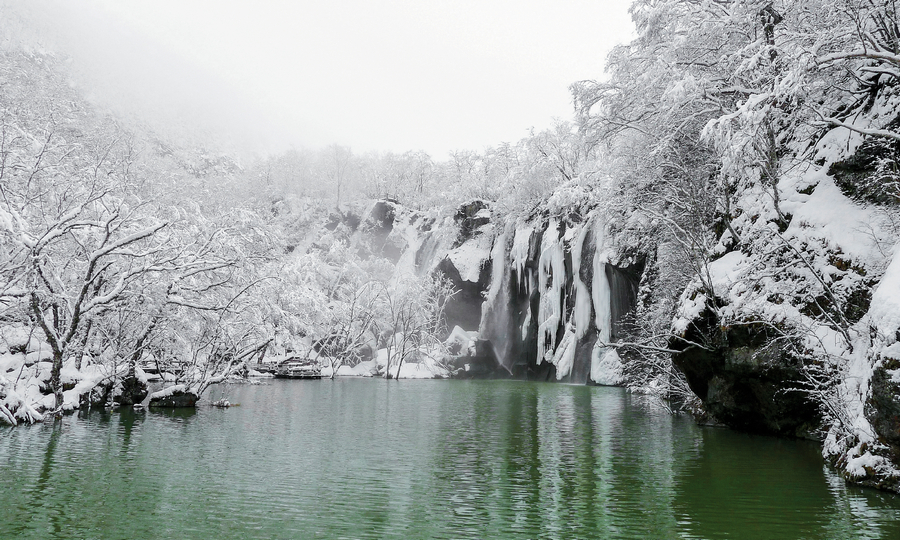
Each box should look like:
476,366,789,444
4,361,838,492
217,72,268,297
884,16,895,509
671,310,821,439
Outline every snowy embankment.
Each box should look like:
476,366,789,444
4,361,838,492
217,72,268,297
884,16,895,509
0,326,153,425
825,239,900,489
323,343,452,379
783,152,899,487
672,127,900,488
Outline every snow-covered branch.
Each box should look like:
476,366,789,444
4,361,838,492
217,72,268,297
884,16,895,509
818,117,900,142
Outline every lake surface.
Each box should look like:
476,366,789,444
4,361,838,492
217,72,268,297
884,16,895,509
2,379,900,539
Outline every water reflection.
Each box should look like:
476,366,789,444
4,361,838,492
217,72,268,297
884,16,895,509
821,464,900,540
1,380,899,540
17,419,63,538
149,406,198,423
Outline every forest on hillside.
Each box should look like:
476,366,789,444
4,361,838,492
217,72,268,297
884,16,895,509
3,0,900,492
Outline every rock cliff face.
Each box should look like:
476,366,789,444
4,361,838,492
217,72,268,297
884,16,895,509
359,174,900,490
365,200,643,385
868,359,900,471
666,120,900,489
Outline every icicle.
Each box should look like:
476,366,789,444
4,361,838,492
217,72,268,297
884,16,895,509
511,223,534,292
590,217,620,384
537,220,565,364
571,217,593,340
592,220,611,343
552,324,578,379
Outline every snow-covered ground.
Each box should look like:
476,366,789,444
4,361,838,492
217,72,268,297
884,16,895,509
0,325,158,424
323,344,451,379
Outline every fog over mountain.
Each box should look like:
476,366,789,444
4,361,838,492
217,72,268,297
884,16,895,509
1,0,634,158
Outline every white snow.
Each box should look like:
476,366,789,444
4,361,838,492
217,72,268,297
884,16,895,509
447,231,493,283
552,325,577,379
591,346,624,386
0,326,44,355
335,361,379,377
148,384,187,400
785,172,885,264
883,343,900,363
325,343,451,379
445,325,477,356
867,241,900,340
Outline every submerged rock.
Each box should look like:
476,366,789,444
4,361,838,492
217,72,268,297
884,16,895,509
79,375,149,409
116,375,149,406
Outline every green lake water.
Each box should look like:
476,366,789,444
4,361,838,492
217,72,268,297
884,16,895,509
2,379,899,539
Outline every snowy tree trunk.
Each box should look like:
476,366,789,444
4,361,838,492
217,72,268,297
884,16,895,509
50,350,64,412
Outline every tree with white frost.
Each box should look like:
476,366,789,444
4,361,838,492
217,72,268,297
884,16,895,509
0,49,289,417
566,0,900,403
377,273,454,379
0,94,169,411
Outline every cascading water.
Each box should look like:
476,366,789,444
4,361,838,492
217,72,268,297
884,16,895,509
477,211,639,384
478,226,512,373
479,220,537,375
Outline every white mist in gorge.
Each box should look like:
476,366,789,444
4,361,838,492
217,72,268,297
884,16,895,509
3,0,635,157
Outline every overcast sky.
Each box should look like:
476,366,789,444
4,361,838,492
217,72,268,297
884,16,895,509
4,0,635,158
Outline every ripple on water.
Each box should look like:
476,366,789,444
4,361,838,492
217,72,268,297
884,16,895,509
2,379,900,540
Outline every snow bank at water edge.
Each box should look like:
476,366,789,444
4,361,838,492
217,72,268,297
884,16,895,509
321,344,451,379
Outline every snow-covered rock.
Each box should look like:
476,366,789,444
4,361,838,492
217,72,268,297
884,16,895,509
148,384,199,408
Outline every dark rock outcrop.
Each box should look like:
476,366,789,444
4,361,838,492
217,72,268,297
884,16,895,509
149,388,199,408
867,358,900,460
116,376,149,406
432,201,495,332
78,375,149,408
828,120,900,206
671,310,821,438
325,208,361,232
360,200,404,261
436,255,492,332
454,200,491,245
449,339,510,379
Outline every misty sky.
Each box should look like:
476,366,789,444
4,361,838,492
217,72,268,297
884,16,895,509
3,0,635,158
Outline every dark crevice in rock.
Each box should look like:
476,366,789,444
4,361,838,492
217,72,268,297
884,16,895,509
671,309,822,438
